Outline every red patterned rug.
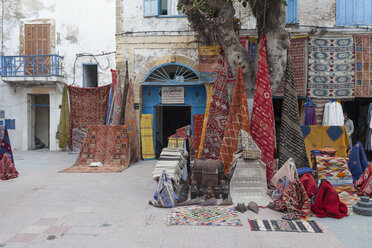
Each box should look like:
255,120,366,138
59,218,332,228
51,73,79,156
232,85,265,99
219,66,250,174
60,125,130,173
199,55,229,160
193,114,204,156
125,80,139,163
111,70,123,125
251,35,275,184
0,153,18,180
68,85,111,149
273,37,308,97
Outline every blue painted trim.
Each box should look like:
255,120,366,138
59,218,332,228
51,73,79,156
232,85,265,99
31,104,50,107
141,81,203,86
82,63,98,87
144,62,199,83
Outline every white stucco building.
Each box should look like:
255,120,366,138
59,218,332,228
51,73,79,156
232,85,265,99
0,0,116,151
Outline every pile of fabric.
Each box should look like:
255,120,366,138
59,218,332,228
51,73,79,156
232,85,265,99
0,126,18,180
152,148,188,184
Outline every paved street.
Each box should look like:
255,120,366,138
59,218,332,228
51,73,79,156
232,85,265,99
0,150,371,248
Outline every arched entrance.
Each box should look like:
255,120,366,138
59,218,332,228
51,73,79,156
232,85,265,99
142,63,206,157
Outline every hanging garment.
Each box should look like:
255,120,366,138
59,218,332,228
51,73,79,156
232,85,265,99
251,35,275,184
219,66,251,174
140,114,155,160
0,153,18,180
125,80,139,163
304,106,316,125
278,58,308,168
199,54,229,160
354,164,372,197
322,101,344,126
272,180,311,220
58,85,70,149
365,103,372,151
348,141,369,182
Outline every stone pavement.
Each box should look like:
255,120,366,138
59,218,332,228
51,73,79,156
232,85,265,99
0,150,370,248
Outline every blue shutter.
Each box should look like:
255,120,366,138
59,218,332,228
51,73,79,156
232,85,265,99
286,0,297,24
143,0,158,17
337,0,372,26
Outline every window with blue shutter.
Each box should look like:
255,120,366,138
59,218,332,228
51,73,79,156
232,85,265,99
286,0,297,24
336,0,372,26
143,0,158,17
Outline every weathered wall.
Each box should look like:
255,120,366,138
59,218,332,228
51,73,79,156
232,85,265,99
0,0,116,150
298,0,336,27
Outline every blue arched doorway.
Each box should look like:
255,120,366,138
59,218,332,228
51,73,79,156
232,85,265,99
142,63,206,157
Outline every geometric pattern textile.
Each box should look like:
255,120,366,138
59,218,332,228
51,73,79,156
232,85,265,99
71,128,87,153
125,80,139,163
168,206,242,226
140,114,155,159
192,114,204,156
0,152,18,180
312,98,329,125
248,219,323,233
111,69,123,125
198,45,220,83
278,58,308,168
354,164,372,197
219,66,250,174
336,189,360,208
274,37,308,97
238,130,262,159
308,36,355,98
0,126,14,163
251,35,275,184
354,34,372,97
315,155,353,187
67,85,110,148
60,125,130,173
199,54,229,160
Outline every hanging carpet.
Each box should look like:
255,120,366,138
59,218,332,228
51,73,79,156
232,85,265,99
354,34,372,97
278,58,308,168
125,80,139,163
58,85,70,149
192,114,204,156
219,66,250,174
60,125,130,173
140,114,155,160
251,35,275,184
307,36,355,98
197,83,213,158
198,45,220,83
199,54,229,160
111,69,123,125
68,84,110,150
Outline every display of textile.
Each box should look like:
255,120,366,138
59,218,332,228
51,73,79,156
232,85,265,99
272,180,311,220
248,219,323,233
334,186,359,208
199,54,229,160
0,153,18,180
278,58,308,168
71,128,87,152
105,83,114,125
198,84,213,158
301,126,350,166
303,99,317,125
192,114,204,156
308,36,355,98
219,66,250,174
312,98,328,125
58,85,70,149
67,84,110,148
60,125,130,173
168,137,185,149
366,103,372,151
0,125,14,163
354,34,372,97
348,141,368,182
168,206,241,226
236,129,262,160
251,35,275,184
150,170,178,208
120,61,130,124
198,45,220,83
354,164,372,196
111,69,123,125
271,158,299,189
124,80,138,163
274,37,308,97
322,100,344,126
140,114,155,159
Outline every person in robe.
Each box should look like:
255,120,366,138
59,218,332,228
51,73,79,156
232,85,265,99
344,112,354,149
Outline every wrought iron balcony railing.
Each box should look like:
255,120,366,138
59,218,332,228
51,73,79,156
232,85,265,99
1,54,63,77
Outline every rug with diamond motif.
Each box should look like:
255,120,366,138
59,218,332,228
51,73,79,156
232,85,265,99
248,219,323,233
168,206,241,226
354,34,372,97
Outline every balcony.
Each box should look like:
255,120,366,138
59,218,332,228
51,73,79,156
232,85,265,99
1,54,64,84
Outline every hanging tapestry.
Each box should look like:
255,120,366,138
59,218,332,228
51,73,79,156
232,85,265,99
278,58,308,168
0,126,14,163
192,114,204,156
111,70,123,125
312,98,329,125
0,153,18,180
58,85,70,149
354,34,372,97
274,37,308,97
168,206,242,226
251,35,275,184
301,126,350,166
197,84,214,158
198,45,220,83
308,36,355,98
219,66,250,174
248,219,323,233
67,84,110,149
140,114,155,160
125,80,139,163
71,128,87,153
60,125,130,173
199,55,229,160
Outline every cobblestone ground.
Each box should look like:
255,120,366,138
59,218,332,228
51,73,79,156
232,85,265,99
0,150,370,248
